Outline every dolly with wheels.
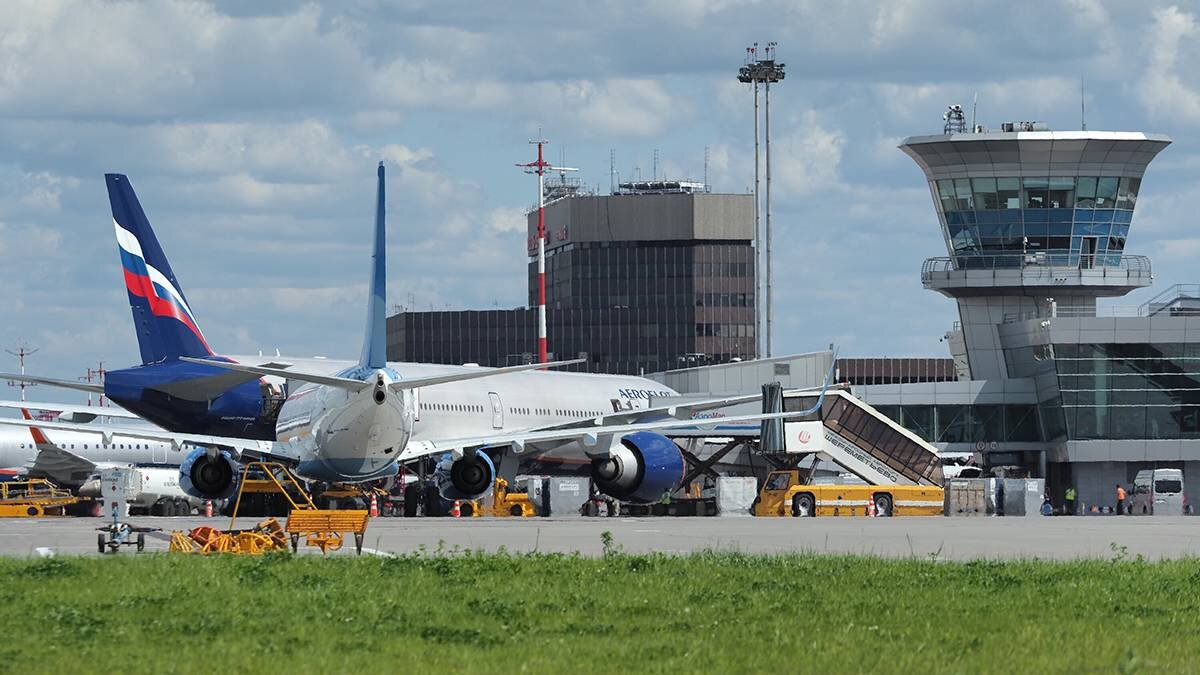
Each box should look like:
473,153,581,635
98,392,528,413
95,468,160,553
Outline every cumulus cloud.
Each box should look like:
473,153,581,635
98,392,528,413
1137,6,1200,126
1,0,1199,386
773,111,846,196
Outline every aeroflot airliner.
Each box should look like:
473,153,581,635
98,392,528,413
1,165,832,505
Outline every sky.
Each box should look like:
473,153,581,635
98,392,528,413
1,0,1198,401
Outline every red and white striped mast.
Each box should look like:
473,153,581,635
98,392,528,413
517,137,576,364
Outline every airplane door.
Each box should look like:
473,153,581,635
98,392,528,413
153,442,166,463
488,392,503,429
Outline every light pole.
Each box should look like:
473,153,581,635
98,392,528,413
738,42,785,358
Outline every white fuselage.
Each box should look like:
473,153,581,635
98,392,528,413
242,356,678,471
0,424,183,486
276,367,414,480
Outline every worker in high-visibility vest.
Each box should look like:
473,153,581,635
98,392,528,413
1116,483,1127,515
1065,486,1077,516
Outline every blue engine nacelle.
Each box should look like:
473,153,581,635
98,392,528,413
591,431,685,504
179,446,241,500
433,449,496,501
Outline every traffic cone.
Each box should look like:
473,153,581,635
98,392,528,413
204,500,213,518
868,499,876,518
451,500,461,518
369,494,379,518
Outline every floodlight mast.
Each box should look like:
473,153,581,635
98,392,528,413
516,138,578,365
737,43,784,358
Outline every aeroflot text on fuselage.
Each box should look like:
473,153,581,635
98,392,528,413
617,388,675,400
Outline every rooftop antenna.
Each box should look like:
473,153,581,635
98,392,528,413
5,342,39,402
1081,75,1087,131
703,145,710,191
609,149,616,194
971,92,978,131
652,149,659,181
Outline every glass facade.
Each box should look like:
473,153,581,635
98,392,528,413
525,240,756,373
1054,343,1200,440
934,176,1139,268
871,403,1043,444
388,223,757,375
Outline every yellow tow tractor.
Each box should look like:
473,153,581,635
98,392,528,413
489,477,536,517
0,478,78,517
754,470,944,517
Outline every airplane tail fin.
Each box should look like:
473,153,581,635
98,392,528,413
359,162,387,370
106,174,214,364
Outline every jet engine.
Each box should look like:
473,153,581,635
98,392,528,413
179,446,241,500
590,431,685,504
433,449,496,501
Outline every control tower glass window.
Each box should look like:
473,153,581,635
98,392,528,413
933,175,1142,268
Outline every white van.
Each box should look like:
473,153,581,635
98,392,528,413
1131,468,1187,515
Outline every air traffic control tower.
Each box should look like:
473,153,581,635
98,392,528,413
852,109,1200,511
904,119,1170,379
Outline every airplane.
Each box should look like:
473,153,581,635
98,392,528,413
0,406,200,515
0,164,836,506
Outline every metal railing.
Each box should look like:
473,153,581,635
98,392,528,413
1002,305,1150,323
1140,283,1200,317
922,253,1151,279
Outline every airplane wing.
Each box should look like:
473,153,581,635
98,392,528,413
179,356,587,392
0,418,291,461
399,407,824,462
0,373,104,394
23,444,100,484
400,352,840,462
0,400,141,422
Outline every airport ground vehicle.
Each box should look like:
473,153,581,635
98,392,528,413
491,478,536,517
1131,468,1187,515
0,478,78,517
753,470,944,517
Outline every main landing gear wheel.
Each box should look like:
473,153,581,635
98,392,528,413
792,493,815,518
873,494,893,518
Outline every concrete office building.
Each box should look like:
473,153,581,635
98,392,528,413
849,120,1199,510
388,181,757,375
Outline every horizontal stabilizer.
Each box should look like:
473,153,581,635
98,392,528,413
179,357,587,392
0,400,140,421
0,373,104,395
179,358,374,392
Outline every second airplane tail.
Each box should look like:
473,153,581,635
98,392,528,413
106,173,214,364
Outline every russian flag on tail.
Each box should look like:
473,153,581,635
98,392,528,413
106,174,213,363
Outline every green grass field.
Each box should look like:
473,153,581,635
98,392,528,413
2,545,1197,673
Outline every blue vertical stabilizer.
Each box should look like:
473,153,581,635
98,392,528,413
107,173,213,364
360,162,387,369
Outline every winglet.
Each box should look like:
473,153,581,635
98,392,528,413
361,162,387,369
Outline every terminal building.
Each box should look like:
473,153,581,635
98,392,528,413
387,181,757,374
848,118,1193,509
388,120,1193,512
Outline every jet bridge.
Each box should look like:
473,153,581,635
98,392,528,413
781,390,943,487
